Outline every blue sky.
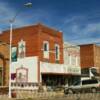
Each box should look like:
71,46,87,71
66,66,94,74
0,0,100,44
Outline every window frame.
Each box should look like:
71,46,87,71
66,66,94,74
43,41,49,59
55,44,60,60
43,41,49,52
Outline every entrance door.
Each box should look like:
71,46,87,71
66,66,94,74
42,74,66,86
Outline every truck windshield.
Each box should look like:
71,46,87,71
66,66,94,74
73,81,80,86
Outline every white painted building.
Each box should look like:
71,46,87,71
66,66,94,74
11,57,38,90
63,42,81,85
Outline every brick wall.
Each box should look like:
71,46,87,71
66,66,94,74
0,23,64,64
80,44,100,72
0,44,9,86
80,44,95,68
94,45,100,72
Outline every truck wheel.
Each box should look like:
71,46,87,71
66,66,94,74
91,88,96,93
64,89,68,94
68,89,73,94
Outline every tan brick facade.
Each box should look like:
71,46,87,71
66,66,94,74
0,43,9,86
94,45,100,73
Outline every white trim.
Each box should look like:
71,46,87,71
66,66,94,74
40,62,81,75
43,41,49,59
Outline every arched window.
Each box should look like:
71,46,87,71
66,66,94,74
16,66,28,83
43,41,49,59
18,39,26,58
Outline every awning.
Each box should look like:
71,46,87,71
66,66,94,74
40,62,81,75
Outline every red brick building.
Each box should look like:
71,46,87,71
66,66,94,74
0,23,66,89
80,44,100,77
0,23,63,63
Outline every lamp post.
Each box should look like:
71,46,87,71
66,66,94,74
9,2,32,98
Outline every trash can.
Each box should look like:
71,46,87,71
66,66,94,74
11,90,16,98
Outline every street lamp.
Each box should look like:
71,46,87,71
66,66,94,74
9,2,32,98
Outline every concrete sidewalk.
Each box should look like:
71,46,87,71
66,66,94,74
0,92,100,100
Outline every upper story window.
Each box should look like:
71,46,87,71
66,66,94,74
18,39,26,58
55,44,60,60
43,41,49,51
43,41,49,59
71,55,76,65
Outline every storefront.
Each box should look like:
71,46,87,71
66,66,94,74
11,56,38,90
40,62,81,86
42,74,66,86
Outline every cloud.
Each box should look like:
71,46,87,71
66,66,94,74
0,1,17,30
0,1,35,30
0,1,99,45
0,0,53,30
0,1,15,20
83,23,100,34
72,38,100,45
61,15,100,44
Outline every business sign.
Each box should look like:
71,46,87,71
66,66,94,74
67,66,81,75
11,47,17,62
40,62,81,75
16,66,28,83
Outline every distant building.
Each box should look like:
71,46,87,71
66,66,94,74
80,44,100,78
63,42,81,85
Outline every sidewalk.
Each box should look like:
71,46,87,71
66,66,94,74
0,92,100,100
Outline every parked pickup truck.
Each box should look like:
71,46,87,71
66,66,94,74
64,78,100,94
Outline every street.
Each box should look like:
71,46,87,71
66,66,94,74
0,92,100,100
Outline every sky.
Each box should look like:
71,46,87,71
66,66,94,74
0,0,100,45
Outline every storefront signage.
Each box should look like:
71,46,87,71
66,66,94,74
67,66,81,74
